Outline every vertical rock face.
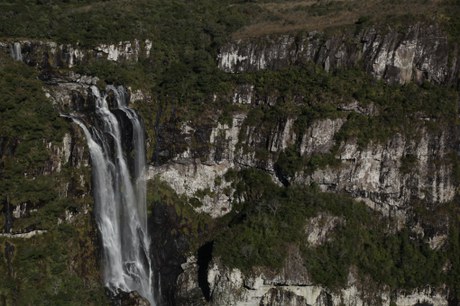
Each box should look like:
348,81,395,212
301,128,457,214
175,255,449,306
299,118,345,156
0,39,152,70
259,288,310,306
154,114,453,303
149,202,189,306
232,85,254,104
174,254,449,306
0,92,91,236
175,256,205,305
160,109,456,305
218,24,459,86
0,47,113,304
305,214,344,246
150,113,248,218
152,110,457,220
2,20,458,304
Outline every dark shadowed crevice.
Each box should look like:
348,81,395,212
152,103,163,166
149,201,188,305
448,295,459,306
3,197,12,233
5,242,15,278
197,241,214,301
273,163,291,187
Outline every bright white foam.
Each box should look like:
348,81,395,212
70,86,154,305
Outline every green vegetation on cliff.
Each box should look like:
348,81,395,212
0,53,107,304
214,168,458,294
0,53,68,207
1,0,460,304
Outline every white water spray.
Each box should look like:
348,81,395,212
10,42,23,61
69,86,154,305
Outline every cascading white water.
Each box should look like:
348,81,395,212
69,86,154,305
10,42,22,61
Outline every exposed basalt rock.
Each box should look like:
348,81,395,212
0,230,47,239
149,201,189,305
267,118,296,153
337,101,378,116
43,133,73,174
0,91,90,234
305,214,344,246
150,76,458,303
155,108,457,221
150,161,235,218
4,20,457,305
299,128,457,215
1,39,152,70
232,84,255,105
150,114,247,218
43,75,98,113
218,24,460,86
152,115,215,167
176,256,207,305
195,257,448,306
260,288,310,306
183,249,315,306
299,118,345,156
167,108,457,304
110,290,151,306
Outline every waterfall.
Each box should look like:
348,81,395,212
10,42,22,61
69,86,154,305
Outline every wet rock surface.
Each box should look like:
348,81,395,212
149,202,189,305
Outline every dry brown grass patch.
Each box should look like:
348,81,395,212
232,0,443,39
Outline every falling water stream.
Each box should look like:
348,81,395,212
69,86,154,305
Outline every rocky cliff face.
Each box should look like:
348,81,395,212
0,50,109,303
218,23,460,86
2,18,459,306
198,257,449,306
0,126,89,235
161,110,456,305
300,126,457,215
0,39,152,69
151,110,458,223
175,242,451,306
149,23,460,306
151,24,460,224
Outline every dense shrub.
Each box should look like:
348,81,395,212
214,168,455,291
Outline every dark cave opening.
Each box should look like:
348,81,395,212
197,241,214,301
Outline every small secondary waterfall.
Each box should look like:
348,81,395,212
69,86,154,305
10,42,22,61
